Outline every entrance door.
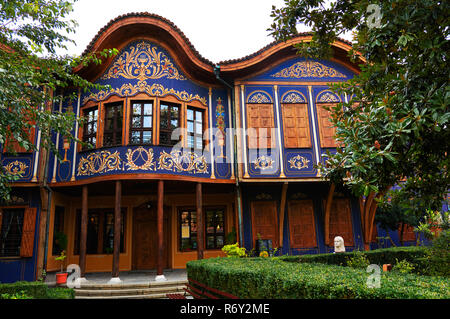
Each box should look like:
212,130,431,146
132,204,170,270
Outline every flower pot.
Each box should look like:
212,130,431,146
56,272,68,285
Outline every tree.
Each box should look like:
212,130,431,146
0,0,117,199
269,0,449,218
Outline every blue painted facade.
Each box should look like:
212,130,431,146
0,13,444,283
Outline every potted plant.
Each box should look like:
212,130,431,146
55,250,68,285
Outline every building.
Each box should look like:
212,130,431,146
0,13,424,283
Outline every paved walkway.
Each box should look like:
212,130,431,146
45,269,187,286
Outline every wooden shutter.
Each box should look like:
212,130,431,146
328,198,354,246
288,200,316,248
399,224,416,242
282,104,311,148
246,104,275,149
316,103,337,148
20,207,37,257
251,201,278,247
3,126,36,153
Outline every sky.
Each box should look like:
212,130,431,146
64,0,300,63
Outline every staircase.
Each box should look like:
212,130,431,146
73,280,188,299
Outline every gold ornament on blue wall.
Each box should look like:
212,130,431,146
77,150,122,176
271,61,346,78
158,150,208,174
288,155,310,170
252,155,274,170
102,41,186,81
125,147,156,171
3,160,28,176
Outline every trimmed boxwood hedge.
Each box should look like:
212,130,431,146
280,246,428,272
186,257,450,299
0,281,75,299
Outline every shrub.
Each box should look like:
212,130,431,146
186,257,450,299
221,243,246,257
0,281,74,299
281,246,428,273
392,259,415,274
346,251,370,269
422,229,450,276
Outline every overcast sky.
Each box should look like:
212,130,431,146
64,0,299,63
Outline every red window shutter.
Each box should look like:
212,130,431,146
20,207,37,257
317,103,337,148
328,198,354,246
399,224,416,242
282,103,311,148
251,201,279,247
288,200,316,248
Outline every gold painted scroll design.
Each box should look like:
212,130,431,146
101,41,186,81
271,61,346,78
82,82,207,106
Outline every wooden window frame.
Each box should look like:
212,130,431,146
81,105,99,150
158,100,181,147
178,206,226,252
102,101,124,148
246,103,276,149
129,100,154,145
0,206,36,258
316,102,338,148
281,103,312,149
204,207,226,250
186,106,205,151
74,208,126,255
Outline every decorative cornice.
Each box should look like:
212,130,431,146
82,81,207,106
271,61,346,79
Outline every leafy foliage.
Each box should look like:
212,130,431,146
187,256,449,299
0,0,117,199
268,0,450,215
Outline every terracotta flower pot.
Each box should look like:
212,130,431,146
56,272,68,285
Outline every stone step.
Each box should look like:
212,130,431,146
75,292,174,299
73,279,188,290
74,285,186,297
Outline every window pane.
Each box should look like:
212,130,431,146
195,111,202,120
144,103,152,115
188,135,194,148
133,104,141,116
187,109,194,121
187,121,194,133
142,131,152,144
195,122,202,134
195,137,203,150
170,119,178,128
132,116,142,128
143,116,152,128
130,131,140,144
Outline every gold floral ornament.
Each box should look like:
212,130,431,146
317,92,340,103
77,150,122,176
247,91,272,104
101,41,186,81
271,61,346,78
3,160,28,176
125,147,156,171
281,91,307,103
288,155,310,170
252,155,274,170
82,82,207,106
158,150,208,174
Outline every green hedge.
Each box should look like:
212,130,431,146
280,246,428,272
186,257,450,299
0,281,74,299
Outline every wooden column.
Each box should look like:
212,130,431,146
79,185,88,278
112,181,121,278
324,183,335,246
279,182,288,248
196,182,204,260
157,180,164,276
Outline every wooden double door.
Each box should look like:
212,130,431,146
132,204,171,270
